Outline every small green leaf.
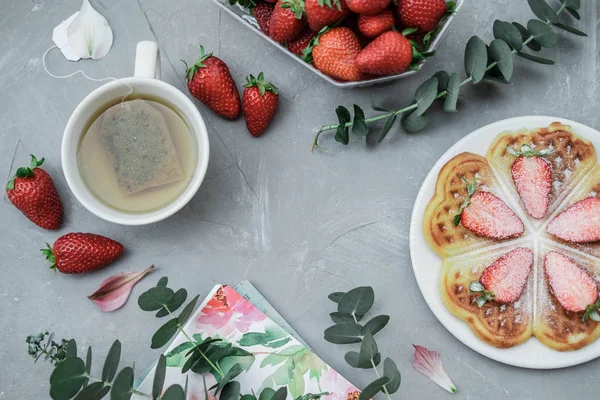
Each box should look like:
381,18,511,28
210,364,244,395
493,20,523,50
433,71,449,91
66,339,77,359
383,358,401,393
377,114,397,143
359,377,391,400
178,294,200,325
49,357,86,400
443,72,460,112
566,7,580,19
73,381,109,400
464,36,487,84
564,0,580,10
324,323,363,344
489,39,514,81
220,381,241,400
527,19,557,48
401,110,430,132
590,311,600,322
102,340,121,383
334,106,351,145
453,214,461,226
259,388,277,400
512,22,542,51
358,331,378,367
516,52,555,64
151,319,179,349
153,355,167,399
363,315,390,336
328,292,345,303
552,22,586,36
338,286,374,316
469,281,484,292
414,77,439,116
330,312,360,324
352,105,368,137
110,367,134,400
82,347,92,387
162,384,186,400
527,0,559,23
138,287,175,311
156,277,168,287
345,351,380,369
156,289,188,318
402,27,419,36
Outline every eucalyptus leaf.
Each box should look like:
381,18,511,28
358,331,378,367
512,22,542,51
66,339,77,359
377,114,397,143
138,287,175,312
401,110,430,132
433,71,449,91
527,0,559,23
161,384,186,400
358,377,391,400
527,19,557,48
210,363,244,395
564,0,580,10
328,292,345,303
383,358,401,393
352,105,368,137
414,77,439,116
345,351,380,369
178,295,200,325
110,367,134,400
443,72,460,112
156,289,188,318
330,312,357,324
324,323,363,344
49,357,86,400
271,387,288,400
566,7,580,19
259,388,276,400
241,396,256,400
489,39,514,81
73,381,109,400
363,315,390,336
83,346,92,387
553,22,586,36
493,20,522,50
151,319,179,349
516,52,555,64
102,341,121,383
220,381,241,400
156,277,168,287
334,106,350,145
338,286,374,316
464,36,487,84
153,355,167,399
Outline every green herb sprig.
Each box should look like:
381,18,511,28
26,331,70,366
313,0,587,152
325,287,401,400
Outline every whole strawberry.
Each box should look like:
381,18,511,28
42,233,124,274
242,73,279,136
355,31,413,76
184,46,241,120
398,0,448,32
270,0,307,43
311,27,363,82
346,0,390,16
305,0,349,32
254,2,274,36
357,10,395,39
6,155,62,230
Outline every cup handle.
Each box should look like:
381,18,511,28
134,41,161,79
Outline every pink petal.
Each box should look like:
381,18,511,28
412,344,457,393
88,265,155,312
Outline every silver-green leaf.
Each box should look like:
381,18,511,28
493,20,523,50
73,381,109,400
377,114,397,143
516,52,555,64
110,367,134,400
401,110,430,132
338,286,374,316
527,0,559,23
162,384,186,400
363,315,390,336
358,331,378,367
527,19,557,48
324,323,363,344
489,39,514,81
151,319,179,349
383,358,401,393
153,355,167,399
50,357,87,400
138,287,175,311
359,377,391,400
443,73,460,112
352,105,368,137
102,341,121,383
414,77,439,116
464,36,487,84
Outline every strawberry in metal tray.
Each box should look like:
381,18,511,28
346,0,390,16
305,0,349,32
310,27,363,82
254,2,275,36
270,0,307,43
397,0,448,32
469,247,533,307
357,10,395,39
355,31,413,76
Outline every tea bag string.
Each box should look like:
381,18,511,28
42,46,133,105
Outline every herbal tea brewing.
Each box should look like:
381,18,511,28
78,99,197,213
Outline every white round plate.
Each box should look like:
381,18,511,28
409,116,600,369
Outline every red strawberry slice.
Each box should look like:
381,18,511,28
461,192,524,239
475,247,533,304
547,197,600,243
545,251,598,312
511,156,552,219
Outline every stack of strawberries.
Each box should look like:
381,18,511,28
250,0,450,81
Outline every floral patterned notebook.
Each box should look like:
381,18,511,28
134,285,360,399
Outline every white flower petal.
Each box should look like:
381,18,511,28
413,344,457,394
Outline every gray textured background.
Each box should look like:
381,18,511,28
1,0,599,398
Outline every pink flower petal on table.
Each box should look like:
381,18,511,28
412,344,457,393
88,265,155,312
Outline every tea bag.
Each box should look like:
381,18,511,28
100,100,184,194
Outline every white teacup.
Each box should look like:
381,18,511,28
62,41,209,226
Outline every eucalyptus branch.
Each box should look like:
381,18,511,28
324,287,401,399
313,0,587,152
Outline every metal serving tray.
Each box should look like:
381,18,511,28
211,0,464,88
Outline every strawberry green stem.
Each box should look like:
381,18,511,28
6,154,44,190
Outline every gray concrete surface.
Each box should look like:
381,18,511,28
1,0,599,398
